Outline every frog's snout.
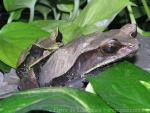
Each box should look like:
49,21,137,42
121,24,137,38
130,27,137,38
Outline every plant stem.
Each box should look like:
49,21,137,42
43,14,47,20
127,5,136,24
29,7,34,22
56,13,61,20
52,7,57,20
7,13,13,23
52,7,56,19
141,0,150,20
52,7,60,20
127,5,150,37
70,0,79,21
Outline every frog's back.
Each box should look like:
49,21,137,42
39,32,104,85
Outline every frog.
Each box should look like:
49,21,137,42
38,24,139,88
16,29,63,90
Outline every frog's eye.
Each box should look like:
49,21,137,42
30,45,44,58
101,39,122,54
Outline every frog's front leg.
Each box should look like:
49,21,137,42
16,42,62,90
18,68,39,90
16,45,44,90
16,56,39,90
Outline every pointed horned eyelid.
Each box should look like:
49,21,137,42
100,38,120,45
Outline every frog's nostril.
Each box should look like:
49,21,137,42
130,30,137,38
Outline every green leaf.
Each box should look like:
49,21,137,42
7,9,23,23
88,61,150,113
31,20,67,33
0,88,115,113
74,0,130,28
57,4,73,13
56,0,75,14
60,0,130,43
0,22,49,68
0,61,11,73
35,0,52,20
132,6,146,19
35,4,51,20
60,23,101,43
61,13,71,21
3,0,37,22
38,0,51,7
3,0,37,11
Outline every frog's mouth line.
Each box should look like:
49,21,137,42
85,43,139,74
65,55,137,88
86,56,135,77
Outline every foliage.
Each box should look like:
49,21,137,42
1,0,130,68
0,88,115,113
88,61,150,113
0,22,49,68
0,0,150,112
0,62,150,113
127,0,150,36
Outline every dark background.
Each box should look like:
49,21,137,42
0,1,8,28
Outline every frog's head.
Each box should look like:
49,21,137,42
86,24,139,73
100,24,138,57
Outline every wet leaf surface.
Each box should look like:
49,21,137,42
0,88,115,113
88,61,150,113
0,22,49,68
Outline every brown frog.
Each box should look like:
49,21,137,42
38,24,139,87
16,24,139,90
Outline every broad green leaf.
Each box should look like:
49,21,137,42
59,22,82,43
31,20,67,33
88,61,150,113
3,0,37,11
26,0,130,43
31,20,83,43
0,22,49,68
31,20,99,43
59,22,101,43
0,88,115,113
61,0,130,43
74,0,130,28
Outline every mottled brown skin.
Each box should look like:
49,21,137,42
39,24,139,87
16,30,63,90
16,45,44,90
